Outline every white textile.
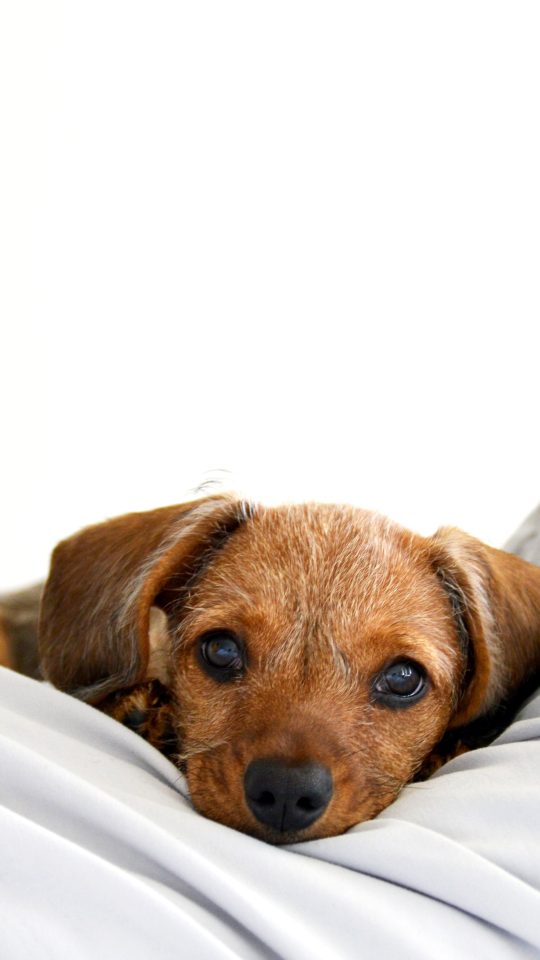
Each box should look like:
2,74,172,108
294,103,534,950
1,667,539,959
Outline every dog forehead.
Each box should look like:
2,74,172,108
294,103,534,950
192,502,434,619
178,503,457,681
236,502,417,575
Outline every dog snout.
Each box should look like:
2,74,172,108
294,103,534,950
244,758,333,833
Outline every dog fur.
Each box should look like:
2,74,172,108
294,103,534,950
5,495,540,842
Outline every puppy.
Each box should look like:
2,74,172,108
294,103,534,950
31,496,540,842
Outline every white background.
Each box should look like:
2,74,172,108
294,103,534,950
1,1,539,591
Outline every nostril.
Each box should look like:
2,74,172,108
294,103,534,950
256,790,276,808
296,795,319,812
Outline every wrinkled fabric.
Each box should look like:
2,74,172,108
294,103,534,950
0,667,539,959
504,503,540,565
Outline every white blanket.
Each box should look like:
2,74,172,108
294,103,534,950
1,666,539,959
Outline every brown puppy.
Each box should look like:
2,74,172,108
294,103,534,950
37,495,540,843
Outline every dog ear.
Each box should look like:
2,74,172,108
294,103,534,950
429,527,540,727
39,495,251,703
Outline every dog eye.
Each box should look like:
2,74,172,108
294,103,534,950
197,631,245,680
372,660,427,706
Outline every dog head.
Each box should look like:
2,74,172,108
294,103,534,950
39,496,540,842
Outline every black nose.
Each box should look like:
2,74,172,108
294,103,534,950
244,758,333,833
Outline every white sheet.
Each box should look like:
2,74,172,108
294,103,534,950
1,666,539,959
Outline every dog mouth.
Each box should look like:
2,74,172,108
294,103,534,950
184,736,407,842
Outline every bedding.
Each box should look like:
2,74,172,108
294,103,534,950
1,664,539,959
505,504,540,564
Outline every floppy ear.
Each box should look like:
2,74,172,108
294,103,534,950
39,495,251,703
429,527,540,728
